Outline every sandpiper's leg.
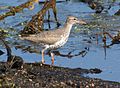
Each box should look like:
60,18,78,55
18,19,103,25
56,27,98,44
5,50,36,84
50,52,54,65
41,49,45,64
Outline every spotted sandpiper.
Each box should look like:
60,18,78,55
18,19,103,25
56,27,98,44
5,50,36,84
20,16,86,64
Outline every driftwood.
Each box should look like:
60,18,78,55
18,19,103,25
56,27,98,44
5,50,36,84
0,37,23,69
0,0,60,35
20,0,60,35
0,0,39,20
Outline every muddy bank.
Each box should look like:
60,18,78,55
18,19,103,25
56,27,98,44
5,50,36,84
0,62,119,88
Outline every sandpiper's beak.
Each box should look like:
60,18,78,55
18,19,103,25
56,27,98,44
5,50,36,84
78,20,87,25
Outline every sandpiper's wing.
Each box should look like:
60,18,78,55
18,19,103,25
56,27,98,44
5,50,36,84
20,29,65,45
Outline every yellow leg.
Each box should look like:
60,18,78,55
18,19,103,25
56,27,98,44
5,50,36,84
51,52,54,65
41,49,45,64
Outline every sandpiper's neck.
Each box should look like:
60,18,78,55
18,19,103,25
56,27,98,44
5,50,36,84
63,22,73,34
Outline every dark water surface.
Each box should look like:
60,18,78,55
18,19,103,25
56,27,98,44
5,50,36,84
0,0,120,82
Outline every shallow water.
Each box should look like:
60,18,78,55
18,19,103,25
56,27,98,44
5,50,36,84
0,0,120,82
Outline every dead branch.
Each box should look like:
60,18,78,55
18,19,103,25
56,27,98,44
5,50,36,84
21,0,60,35
0,0,39,20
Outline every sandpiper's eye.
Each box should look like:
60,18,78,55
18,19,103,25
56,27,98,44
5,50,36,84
74,18,76,20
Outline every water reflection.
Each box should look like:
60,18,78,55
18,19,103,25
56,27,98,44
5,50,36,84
14,43,89,59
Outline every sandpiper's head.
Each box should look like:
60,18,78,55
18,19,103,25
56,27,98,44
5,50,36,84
66,16,86,25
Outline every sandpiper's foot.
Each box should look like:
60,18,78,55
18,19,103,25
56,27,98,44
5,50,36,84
39,60,45,66
41,60,45,64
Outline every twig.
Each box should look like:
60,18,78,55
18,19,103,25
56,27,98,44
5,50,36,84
0,0,39,20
